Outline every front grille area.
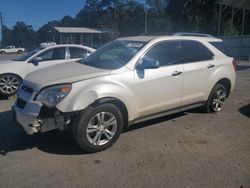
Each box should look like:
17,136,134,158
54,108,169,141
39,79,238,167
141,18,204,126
21,85,33,94
39,106,56,118
16,98,27,109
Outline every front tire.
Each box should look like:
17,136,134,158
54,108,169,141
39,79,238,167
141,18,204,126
204,83,227,113
0,73,22,96
72,103,124,153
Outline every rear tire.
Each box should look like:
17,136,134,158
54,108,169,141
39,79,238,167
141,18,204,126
72,103,124,153
204,83,227,113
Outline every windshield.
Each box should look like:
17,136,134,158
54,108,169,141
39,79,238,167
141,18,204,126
81,40,146,69
15,48,43,61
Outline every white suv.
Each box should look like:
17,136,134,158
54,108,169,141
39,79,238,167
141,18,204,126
13,35,236,152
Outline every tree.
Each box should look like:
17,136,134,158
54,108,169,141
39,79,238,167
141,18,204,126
1,26,13,47
2,0,249,50
37,20,60,43
75,0,101,28
60,15,75,27
12,22,38,50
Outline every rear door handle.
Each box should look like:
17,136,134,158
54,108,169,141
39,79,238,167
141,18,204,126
172,70,182,76
207,64,215,68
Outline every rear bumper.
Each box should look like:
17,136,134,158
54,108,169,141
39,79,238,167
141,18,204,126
13,100,42,135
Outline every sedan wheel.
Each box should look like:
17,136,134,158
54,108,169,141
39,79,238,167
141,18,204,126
0,74,21,96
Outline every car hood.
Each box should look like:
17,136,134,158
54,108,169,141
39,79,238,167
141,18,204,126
23,61,111,91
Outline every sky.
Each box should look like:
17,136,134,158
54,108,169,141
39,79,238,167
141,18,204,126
0,0,86,30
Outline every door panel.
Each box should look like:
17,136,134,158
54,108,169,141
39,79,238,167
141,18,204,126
134,65,183,117
134,41,183,118
180,40,215,106
182,60,213,105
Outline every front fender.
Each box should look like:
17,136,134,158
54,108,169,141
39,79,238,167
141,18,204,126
0,64,27,79
56,81,134,121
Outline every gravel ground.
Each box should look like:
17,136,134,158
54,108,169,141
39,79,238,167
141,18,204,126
0,55,250,188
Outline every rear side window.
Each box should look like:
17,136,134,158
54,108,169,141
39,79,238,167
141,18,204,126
143,41,180,67
209,41,227,55
69,47,88,59
180,41,214,63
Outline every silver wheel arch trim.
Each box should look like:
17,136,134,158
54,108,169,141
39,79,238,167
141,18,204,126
56,91,132,121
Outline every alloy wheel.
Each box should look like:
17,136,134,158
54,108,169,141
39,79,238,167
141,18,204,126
0,75,20,95
212,89,226,112
86,112,117,146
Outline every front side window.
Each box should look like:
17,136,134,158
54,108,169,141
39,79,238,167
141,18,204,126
37,47,65,61
69,47,88,59
81,40,146,69
180,40,214,63
143,41,180,67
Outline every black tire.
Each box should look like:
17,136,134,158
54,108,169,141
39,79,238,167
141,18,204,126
0,51,6,55
204,83,227,113
72,103,124,153
0,73,22,97
17,50,22,54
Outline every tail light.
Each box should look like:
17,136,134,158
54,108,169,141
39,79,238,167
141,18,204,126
232,59,237,71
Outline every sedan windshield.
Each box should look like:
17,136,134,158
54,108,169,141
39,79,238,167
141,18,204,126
15,48,43,61
81,40,146,69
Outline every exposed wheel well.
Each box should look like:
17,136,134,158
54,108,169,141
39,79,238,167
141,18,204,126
216,78,231,97
94,97,129,130
0,73,23,82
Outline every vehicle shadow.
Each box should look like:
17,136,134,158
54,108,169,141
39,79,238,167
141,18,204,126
239,104,250,118
0,109,188,155
0,94,8,100
0,110,86,156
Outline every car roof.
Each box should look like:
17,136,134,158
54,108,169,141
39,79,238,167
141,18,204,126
117,35,222,43
44,44,95,51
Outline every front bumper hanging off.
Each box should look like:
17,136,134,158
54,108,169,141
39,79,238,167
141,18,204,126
13,100,43,134
13,98,71,135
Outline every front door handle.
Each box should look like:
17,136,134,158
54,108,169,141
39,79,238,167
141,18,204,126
172,70,182,76
207,64,215,68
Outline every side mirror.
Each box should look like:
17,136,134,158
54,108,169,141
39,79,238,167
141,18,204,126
29,57,42,64
137,58,160,70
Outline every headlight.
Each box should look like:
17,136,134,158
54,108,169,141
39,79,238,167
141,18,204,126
35,84,72,107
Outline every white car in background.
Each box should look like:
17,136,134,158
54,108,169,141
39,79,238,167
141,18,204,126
0,44,95,96
40,41,56,48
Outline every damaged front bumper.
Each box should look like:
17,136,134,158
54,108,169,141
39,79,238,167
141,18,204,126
13,98,72,135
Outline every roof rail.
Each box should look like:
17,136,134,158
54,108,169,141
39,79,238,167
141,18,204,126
172,32,215,38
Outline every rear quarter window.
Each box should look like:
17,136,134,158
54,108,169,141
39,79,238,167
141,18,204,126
209,41,228,56
180,40,214,63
